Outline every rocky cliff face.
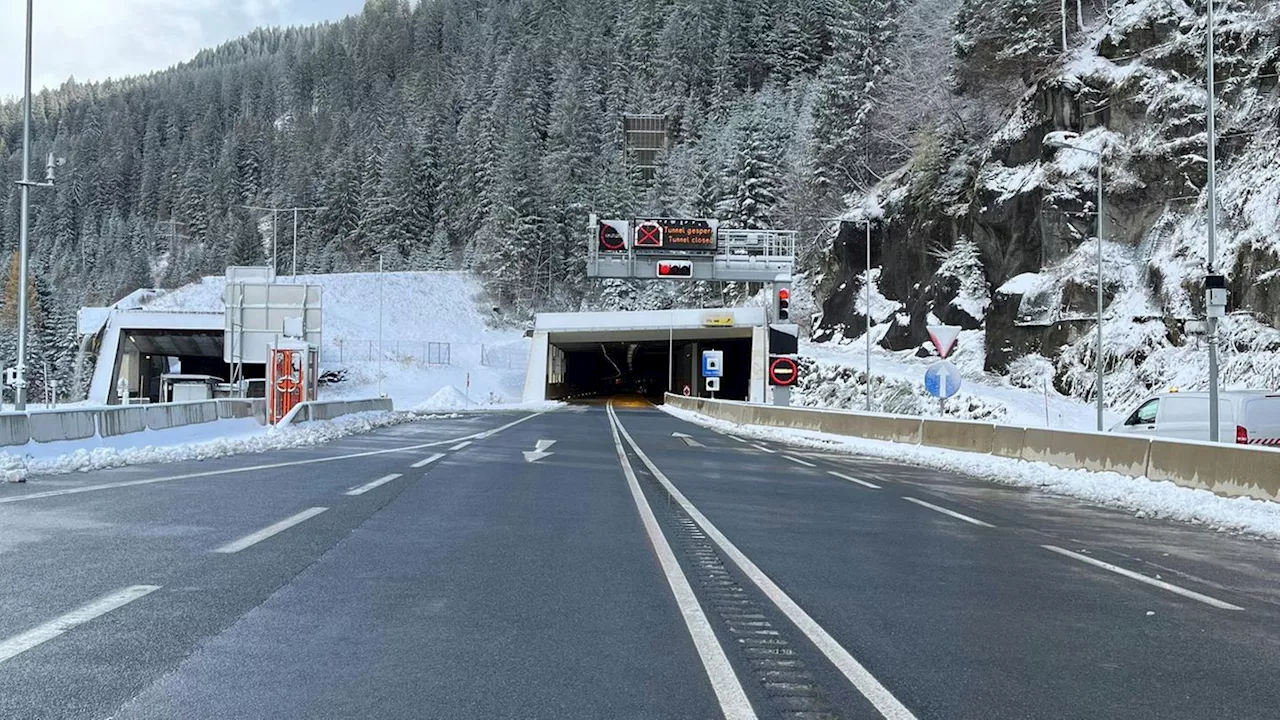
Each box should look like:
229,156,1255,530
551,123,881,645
816,0,1280,409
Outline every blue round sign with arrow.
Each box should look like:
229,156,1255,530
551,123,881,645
924,360,962,399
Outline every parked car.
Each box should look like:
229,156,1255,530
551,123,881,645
1111,390,1280,445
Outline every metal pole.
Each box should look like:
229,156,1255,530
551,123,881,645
271,211,278,275
865,221,873,412
292,209,299,280
15,0,35,411
1206,0,1221,442
377,255,384,398
1096,154,1105,432
668,311,674,394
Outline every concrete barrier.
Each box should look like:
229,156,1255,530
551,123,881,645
285,398,394,424
662,394,1280,504
1021,428,1151,476
146,401,218,431
991,425,1027,459
98,406,148,438
216,399,267,424
0,413,30,447
28,409,97,443
1148,439,1280,502
921,418,994,453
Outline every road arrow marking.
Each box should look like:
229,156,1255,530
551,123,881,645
672,432,705,447
523,439,556,463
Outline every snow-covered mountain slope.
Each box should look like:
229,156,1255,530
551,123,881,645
818,0,1280,412
141,271,529,408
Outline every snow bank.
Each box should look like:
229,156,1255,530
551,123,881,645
1,410,458,483
663,406,1280,539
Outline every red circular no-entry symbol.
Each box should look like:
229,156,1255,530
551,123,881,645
599,223,625,251
769,357,799,387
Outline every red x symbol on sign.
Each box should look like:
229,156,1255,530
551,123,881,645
636,223,662,247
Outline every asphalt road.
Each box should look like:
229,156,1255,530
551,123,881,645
0,402,1278,719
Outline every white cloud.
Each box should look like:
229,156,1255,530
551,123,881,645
0,0,349,99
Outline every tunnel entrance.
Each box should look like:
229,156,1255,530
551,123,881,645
525,307,769,404
558,337,752,402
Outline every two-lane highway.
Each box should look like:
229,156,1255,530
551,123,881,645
0,403,1277,719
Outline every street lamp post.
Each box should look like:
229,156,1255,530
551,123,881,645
1205,0,1222,442
13,0,58,412
1044,131,1105,432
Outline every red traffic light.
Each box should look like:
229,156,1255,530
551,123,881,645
778,287,790,301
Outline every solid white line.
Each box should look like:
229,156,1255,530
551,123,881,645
1042,545,1244,611
750,444,775,454
606,403,756,720
215,507,328,554
726,435,748,443
782,454,816,467
903,497,995,528
828,471,881,490
449,441,472,451
612,409,915,720
345,473,403,496
411,453,446,469
0,585,161,664
0,411,551,506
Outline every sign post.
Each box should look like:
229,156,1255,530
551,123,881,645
701,350,723,399
924,325,963,414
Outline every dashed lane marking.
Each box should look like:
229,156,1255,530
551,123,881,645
0,585,162,664
827,471,881,490
345,474,403,496
1042,545,1243,611
214,507,329,554
903,497,995,528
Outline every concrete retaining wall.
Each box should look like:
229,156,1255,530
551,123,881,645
146,401,218,431
28,410,97,443
664,394,1280,503
98,407,148,438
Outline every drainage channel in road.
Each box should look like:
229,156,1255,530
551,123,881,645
644,479,845,719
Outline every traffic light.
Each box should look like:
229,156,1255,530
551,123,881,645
657,260,693,278
777,287,790,321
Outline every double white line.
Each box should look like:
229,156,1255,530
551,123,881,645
606,402,916,720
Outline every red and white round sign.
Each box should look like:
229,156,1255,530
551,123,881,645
769,357,799,387
682,384,692,396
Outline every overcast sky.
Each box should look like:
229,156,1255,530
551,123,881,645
0,0,366,100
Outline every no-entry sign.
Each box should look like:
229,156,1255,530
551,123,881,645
768,356,799,387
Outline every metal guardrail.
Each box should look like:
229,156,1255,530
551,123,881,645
665,395,1280,503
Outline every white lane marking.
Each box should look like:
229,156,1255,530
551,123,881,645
215,507,328,554
0,585,161,664
902,497,995,528
1042,545,1244,611
345,474,403,496
411,453,446,469
828,471,881,490
449,441,472,451
0,412,550,506
534,439,556,452
725,435,748,443
612,410,915,720
750,444,775,454
606,403,756,720
782,454,816,467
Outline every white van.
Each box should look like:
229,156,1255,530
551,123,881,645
1112,391,1280,445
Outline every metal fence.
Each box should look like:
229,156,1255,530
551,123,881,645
323,340,528,370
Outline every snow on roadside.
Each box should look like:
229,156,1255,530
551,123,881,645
662,405,1280,540
0,411,451,483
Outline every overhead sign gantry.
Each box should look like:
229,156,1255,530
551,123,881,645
587,215,795,283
